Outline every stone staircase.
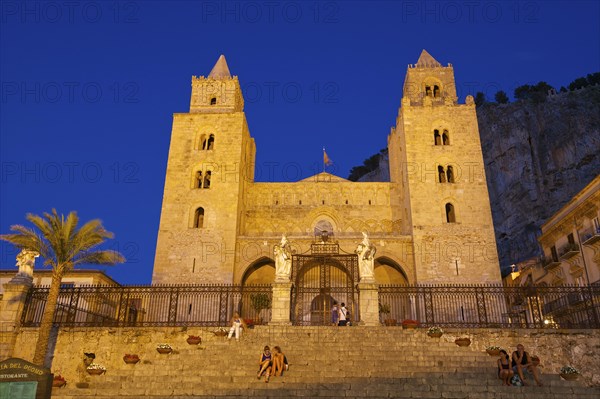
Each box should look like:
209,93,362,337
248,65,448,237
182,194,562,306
50,326,599,398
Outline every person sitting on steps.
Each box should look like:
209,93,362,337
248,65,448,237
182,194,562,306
497,349,514,386
511,343,542,386
271,346,288,377
227,312,247,341
257,345,272,383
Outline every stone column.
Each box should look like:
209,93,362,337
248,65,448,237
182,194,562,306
0,280,33,358
358,282,380,326
269,282,292,325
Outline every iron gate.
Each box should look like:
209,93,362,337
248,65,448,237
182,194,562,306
291,244,359,325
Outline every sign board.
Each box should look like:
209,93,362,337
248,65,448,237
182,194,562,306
0,358,52,399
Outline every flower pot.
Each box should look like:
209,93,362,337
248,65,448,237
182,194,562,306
86,368,105,375
486,349,500,356
123,355,140,364
213,330,228,337
427,332,443,338
157,348,172,354
52,378,66,388
187,336,201,345
455,338,471,347
402,320,419,329
560,373,578,381
384,319,397,326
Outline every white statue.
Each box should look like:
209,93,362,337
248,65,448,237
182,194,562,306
356,232,376,282
274,235,292,282
15,249,39,279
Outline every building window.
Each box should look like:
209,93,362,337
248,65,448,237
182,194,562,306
201,134,215,150
567,233,575,245
438,166,446,183
445,203,456,223
446,166,455,183
210,97,217,105
194,208,205,228
434,130,441,145
442,130,449,145
193,169,212,189
550,245,559,262
425,85,432,97
433,85,440,98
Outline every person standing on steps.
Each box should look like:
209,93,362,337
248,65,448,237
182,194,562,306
257,346,272,383
227,312,247,341
338,303,348,326
331,301,339,326
497,350,514,386
511,343,542,386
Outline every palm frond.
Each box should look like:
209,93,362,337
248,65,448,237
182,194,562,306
73,250,126,266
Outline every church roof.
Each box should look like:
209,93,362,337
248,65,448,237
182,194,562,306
208,55,231,78
299,172,350,183
415,49,441,68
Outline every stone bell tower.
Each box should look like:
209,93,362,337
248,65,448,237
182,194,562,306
388,50,501,284
152,55,256,284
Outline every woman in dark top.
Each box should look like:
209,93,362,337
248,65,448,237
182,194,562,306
257,346,272,383
497,349,514,386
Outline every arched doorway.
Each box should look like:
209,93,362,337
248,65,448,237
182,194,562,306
374,256,409,285
291,246,359,325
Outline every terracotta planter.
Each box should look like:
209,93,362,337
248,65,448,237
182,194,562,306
486,349,500,356
52,378,66,388
213,330,228,337
402,320,419,329
123,355,140,364
187,336,202,345
455,338,471,347
560,373,578,381
427,332,443,338
86,368,105,375
384,319,397,326
157,347,172,354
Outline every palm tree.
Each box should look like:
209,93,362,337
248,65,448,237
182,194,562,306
1,209,125,366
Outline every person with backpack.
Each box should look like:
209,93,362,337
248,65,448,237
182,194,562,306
338,303,348,326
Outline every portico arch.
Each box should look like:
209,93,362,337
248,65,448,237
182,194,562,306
374,256,409,285
241,257,275,285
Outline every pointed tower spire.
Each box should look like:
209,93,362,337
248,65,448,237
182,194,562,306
208,55,231,79
415,49,441,68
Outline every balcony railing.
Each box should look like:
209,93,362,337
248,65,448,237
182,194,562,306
581,226,600,246
559,243,580,260
541,256,561,269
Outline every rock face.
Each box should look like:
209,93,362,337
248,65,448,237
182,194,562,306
478,87,600,270
357,86,600,272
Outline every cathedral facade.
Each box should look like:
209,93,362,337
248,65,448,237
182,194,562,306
152,51,501,290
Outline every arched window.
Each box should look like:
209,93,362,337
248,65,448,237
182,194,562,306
445,203,456,223
442,130,450,145
425,86,432,97
207,134,214,150
195,171,203,188
433,85,440,98
434,130,441,145
203,171,211,189
210,97,217,105
446,166,455,183
438,166,446,183
194,207,205,228
199,134,207,150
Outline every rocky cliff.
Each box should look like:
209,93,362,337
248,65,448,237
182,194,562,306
355,86,600,273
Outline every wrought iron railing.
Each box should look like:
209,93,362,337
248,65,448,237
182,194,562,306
21,284,272,327
377,284,600,329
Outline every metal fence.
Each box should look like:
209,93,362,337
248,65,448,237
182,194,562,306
378,284,600,329
20,283,600,329
21,284,272,327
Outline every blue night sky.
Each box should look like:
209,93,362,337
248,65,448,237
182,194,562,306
1,1,599,284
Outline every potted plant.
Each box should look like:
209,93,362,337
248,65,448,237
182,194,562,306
455,337,471,347
559,365,579,381
186,335,201,345
52,374,66,388
486,346,501,356
213,327,228,337
379,303,396,326
243,318,254,328
401,319,419,329
427,326,444,338
123,354,140,364
86,363,106,375
156,343,172,354
250,293,271,324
